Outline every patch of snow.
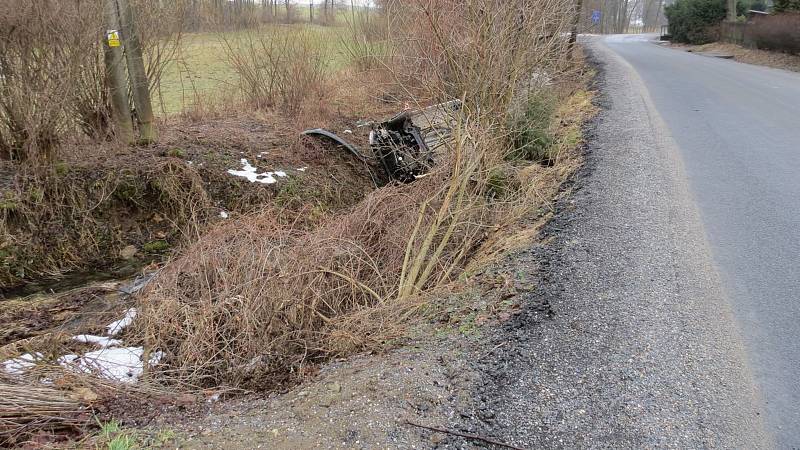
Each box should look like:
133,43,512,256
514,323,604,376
73,335,123,348
219,210,229,219
344,129,353,134
106,308,137,336
227,159,287,185
58,354,80,366
70,347,165,383
76,347,143,383
1,353,43,375
296,167,308,172
3,307,165,383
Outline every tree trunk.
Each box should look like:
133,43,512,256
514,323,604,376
118,0,157,144
103,0,134,144
727,0,737,21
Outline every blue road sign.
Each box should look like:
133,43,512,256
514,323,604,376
592,10,602,25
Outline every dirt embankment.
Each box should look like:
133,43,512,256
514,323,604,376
670,41,800,72
125,83,600,450
0,112,380,297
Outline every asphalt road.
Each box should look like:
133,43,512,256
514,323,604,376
463,35,799,449
603,34,800,448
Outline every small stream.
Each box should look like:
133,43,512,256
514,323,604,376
0,259,156,301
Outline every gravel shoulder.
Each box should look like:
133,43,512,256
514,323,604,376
452,37,771,448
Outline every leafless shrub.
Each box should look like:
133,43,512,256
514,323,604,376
341,6,391,71
222,28,331,114
0,2,101,161
383,0,574,118
133,0,188,96
136,135,495,387
0,0,186,161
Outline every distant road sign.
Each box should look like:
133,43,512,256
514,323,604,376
591,10,602,25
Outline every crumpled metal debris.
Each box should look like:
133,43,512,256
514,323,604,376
302,100,462,183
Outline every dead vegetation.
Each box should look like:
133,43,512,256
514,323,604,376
1,0,598,445
222,28,333,114
0,384,87,446
676,41,800,73
0,2,393,294
0,156,211,291
134,0,585,390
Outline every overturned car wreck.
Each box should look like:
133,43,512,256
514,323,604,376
303,100,462,183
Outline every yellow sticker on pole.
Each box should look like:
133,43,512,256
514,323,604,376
107,30,121,48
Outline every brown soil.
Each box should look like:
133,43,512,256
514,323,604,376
123,266,535,449
150,113,382,221
670,41,800,72
0,110,381,296
145,340,480,449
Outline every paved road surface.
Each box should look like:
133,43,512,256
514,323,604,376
468,35,798,449
604,34,800,447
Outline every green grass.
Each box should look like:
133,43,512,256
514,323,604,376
143,240,170,253
91,419,180,449
96,420,138,450
154,24,361,115
154,32,238,116
508,93,556,162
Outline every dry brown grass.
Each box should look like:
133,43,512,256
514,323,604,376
0,158,211,289
0,5,599,449
135,139,493,387
0,383,87,447
686,41,800,73
132,0,582,390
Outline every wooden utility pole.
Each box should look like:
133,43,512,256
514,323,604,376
118,0,157,144
104,0,134,144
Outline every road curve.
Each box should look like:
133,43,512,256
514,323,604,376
602,34,800,448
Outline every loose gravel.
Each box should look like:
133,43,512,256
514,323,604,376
448,38,771,449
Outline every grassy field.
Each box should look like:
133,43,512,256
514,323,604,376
153,23,368,116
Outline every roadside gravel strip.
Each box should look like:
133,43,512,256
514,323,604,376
456,38,771,448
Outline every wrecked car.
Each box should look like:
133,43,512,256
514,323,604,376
303,100,462,183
